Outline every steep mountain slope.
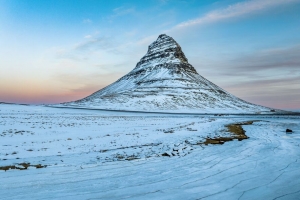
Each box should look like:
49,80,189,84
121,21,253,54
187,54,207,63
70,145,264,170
61,34,278,113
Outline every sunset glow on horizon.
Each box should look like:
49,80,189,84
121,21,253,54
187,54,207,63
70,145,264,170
1,0,300,109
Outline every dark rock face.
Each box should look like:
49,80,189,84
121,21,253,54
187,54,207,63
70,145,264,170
138,34,188,65
133,34,192,74
64,34,277,113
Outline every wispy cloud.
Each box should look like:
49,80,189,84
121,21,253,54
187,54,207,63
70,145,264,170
74,37,112,51
105,6,136,23
190,43,300,109
82,19,92,24
112,6,135,17
228,76,300,89
225,76,300,108
50,37,114,63
222,44,300,74
192,43,300,80
84,35,92,39
53,71,125,102
172,0,300,30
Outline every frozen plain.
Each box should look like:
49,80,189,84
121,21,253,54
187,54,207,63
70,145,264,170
0,104,300,200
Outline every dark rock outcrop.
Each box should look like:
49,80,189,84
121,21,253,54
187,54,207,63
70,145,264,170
286,129,293,133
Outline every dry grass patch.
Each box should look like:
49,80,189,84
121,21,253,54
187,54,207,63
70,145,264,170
203,120,257,145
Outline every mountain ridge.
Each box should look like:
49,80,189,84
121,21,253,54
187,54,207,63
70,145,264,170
60,34,284,114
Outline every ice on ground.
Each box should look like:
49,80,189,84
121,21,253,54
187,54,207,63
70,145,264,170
0,104,300,199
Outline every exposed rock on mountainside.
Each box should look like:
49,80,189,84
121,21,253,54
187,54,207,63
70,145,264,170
61,34,279,114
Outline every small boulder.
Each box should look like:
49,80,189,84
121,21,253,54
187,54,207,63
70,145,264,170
161,152,171,157
286,129,293,133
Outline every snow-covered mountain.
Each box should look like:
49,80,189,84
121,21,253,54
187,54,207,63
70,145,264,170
61,34,281,114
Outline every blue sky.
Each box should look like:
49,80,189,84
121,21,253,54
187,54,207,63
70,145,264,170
0,0,299,109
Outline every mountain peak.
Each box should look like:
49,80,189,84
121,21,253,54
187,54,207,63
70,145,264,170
134,34,188,71
62,34,276,114
158,33,169,38
156,33,174,43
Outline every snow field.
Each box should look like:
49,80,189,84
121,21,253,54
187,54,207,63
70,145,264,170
0,104,300,199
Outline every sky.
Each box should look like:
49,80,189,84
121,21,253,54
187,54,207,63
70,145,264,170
0,0,300,109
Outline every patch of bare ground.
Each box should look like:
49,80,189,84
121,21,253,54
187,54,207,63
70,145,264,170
203,121,257,145
0,163,47,171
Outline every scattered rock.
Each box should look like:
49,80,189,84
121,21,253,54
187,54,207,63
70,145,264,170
286,129,293,133
161,152,171,157
0,163,47,171
163,130,174,133
125,156,139,161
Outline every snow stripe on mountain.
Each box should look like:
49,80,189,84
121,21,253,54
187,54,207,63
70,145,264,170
61,34,281,114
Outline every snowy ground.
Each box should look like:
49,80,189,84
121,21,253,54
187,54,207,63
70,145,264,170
0,104,300,199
